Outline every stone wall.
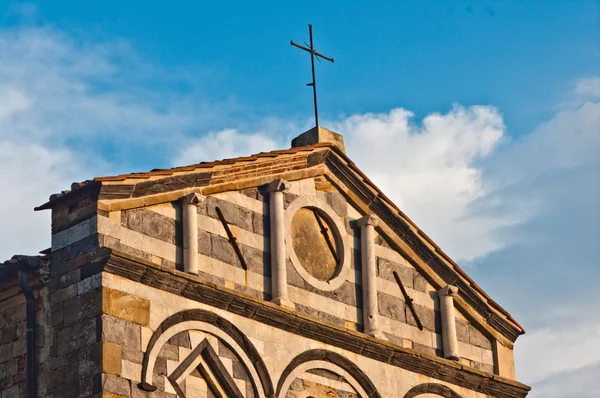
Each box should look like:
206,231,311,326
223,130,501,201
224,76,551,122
93,176,496,376
0,283,29,398
97,270,519,398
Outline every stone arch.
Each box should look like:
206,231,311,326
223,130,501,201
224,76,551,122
276,349,380,398
403,383,464,398
139,309,274,398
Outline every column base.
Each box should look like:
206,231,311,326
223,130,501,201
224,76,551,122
272,297,295,309
365,329,385,339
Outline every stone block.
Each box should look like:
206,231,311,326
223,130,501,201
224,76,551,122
1,384,19,398
11,339,26,357
210,234,241,268
408,305,440,333
59,268,81,290
456,319,469,344
78,273,102,295
103,341,123,375
206,196,254,232
413,273,428,292
377,258,413,289
102,288,150,326
68,218,92,246
469,324,492,350
102,374,131,397
47,366,66,390
126,209,180,246
326,192,347,216
252,212,269,237
102,315,141,353
240,244,268,276
377,292,406,322
51,283,78,305
197,229,211,255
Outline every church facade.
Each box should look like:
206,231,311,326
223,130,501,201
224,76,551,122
0,127,530,397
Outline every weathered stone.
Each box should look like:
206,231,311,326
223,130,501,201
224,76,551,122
413,273,428,292
47,366,66,390
1,384,19,398
157,343,179,361
206,196,254,232
102,315,141,353
11,339,26,357
102,374,131,397
469,324,493,350
290,378,304,391
252,212,269,237
103,341,123,375
471,360,494,374
210,234,241,267
197,229,211,255
240,244,268,276
377,292,406,322
456,319,469,344
167,331,191,348
126,209,180,246
102,288,150,326
326,191,347,216
51,283,78,305
377,258,413,289
412,342,437,357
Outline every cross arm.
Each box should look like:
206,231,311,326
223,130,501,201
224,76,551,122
290,41,335,63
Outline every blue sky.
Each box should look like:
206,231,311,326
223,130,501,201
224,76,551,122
1,2,599,396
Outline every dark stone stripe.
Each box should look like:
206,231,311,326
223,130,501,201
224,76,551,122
133,171,213,197
124,208,182,246
102,251,530,398
98,184,135,200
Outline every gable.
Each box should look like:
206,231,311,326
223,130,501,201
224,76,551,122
36,144,523,349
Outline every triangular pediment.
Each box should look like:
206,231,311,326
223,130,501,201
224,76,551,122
36,142,524,348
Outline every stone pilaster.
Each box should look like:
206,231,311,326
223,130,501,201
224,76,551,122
267,179,293,308
439,285,460,360
182,193,204,275
357,214,383,338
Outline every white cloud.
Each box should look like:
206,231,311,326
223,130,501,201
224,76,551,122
531,362,600,398
175,128,279,167
574,77,600,99
516,300,600,384
0,141,79,256
335,105,517,261
0,23,223,260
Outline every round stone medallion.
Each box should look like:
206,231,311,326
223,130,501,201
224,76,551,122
290,207,340,281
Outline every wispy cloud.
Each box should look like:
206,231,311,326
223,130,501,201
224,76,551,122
0,23,226,258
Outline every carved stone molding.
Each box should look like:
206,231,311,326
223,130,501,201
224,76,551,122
138,309,274,397
276,350,381,398
404,383,464,398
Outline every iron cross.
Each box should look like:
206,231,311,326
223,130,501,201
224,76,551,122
291,24,334,128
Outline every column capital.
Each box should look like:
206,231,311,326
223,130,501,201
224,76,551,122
266,178,291,193
182,192,204,205
356,214,379,228
439,285,459,297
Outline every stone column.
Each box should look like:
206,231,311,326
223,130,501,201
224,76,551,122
267,179,293,308
439,285,460,360
357,214,383,338
182,193,204,275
